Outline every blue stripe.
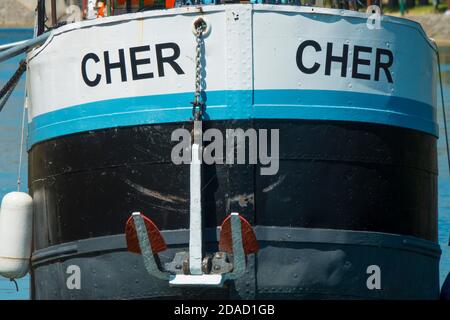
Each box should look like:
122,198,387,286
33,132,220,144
28,89,437,147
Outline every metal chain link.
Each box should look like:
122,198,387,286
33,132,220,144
192,22,206,121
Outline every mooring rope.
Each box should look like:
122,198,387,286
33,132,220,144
17,100,27,192
0,60,27,113
437,50,450,174
9,279,18,292
0,59,28,191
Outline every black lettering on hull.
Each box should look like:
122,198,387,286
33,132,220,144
296,40,394,83
81,42,184,87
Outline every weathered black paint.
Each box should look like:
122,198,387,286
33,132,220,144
30,227,441,300
28,119,437,251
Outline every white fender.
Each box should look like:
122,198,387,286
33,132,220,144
0,192,33,279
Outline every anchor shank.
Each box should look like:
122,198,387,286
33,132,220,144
189,120,203,275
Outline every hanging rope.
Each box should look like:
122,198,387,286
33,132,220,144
0,59,27,190
9,278,19,292
0,60,27,113
437,50,450,175
17,101,27,192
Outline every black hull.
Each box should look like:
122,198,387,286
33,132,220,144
28,119,440,299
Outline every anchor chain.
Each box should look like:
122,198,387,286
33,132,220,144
192,20,207,121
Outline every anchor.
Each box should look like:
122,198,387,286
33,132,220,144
125,210,258,287
124,17,258,287
124,122,258,287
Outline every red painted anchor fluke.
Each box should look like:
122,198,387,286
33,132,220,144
219,214,259,255
125,212,167,254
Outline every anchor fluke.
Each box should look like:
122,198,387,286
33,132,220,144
125,212,170,281
219,213,259,256
125,212,167,254
124,211,259,286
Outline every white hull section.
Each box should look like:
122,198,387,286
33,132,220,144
25,4,438,146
